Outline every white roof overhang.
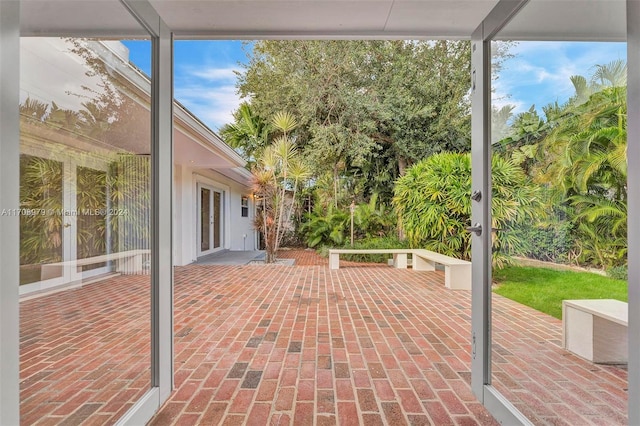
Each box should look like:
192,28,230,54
20,0,626,41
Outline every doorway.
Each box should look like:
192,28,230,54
198,183,223,256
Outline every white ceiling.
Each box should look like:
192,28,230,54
149,0,499,39
20,0,626,40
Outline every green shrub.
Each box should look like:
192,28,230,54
393,152,541,266
507,221,575,263
300,207,349,248
300,194,396,248
606,265,628,281
340,236,410,263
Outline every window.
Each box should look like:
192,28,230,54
241,196,249,217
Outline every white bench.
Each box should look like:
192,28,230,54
328,248,472,290
562,299,628,364
40,249,150,280
411,249,472,290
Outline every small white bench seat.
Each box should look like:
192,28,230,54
562,299,628,364
41,249,150,280
328,248,471,290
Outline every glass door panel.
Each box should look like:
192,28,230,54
19,32,153,425
201,187,211,252
489,3,627,423
19,154,64,285
213,190,221,249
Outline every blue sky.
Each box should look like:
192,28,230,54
124,40,251,131
123,40,627,131
493,41,627,117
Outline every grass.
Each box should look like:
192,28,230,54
493,266,627,319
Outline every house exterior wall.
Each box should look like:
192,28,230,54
173,164,256,266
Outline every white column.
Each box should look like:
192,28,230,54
154,18,175,402
627,1,640,423
470,25,492,402
117,1,174,424
0,1,20,424
471,1,531,425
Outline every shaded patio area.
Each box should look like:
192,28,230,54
20,250,627,425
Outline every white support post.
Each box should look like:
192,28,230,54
329,252,340,270
154,18,175,403
627,1,640,424
471,1,531,425
470,26,492,401
116,1,174,424
392,253,408,269
0,1,20,424
412,256,435,271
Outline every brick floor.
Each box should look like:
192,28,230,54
20,250,628,425
20,275,151,426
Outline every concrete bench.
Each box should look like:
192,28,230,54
41,249,150,280
411,249,472,290
328,249,413,270
328,248,472,290
562,299,628,364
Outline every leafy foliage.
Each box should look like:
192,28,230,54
393,152,541,265
236,40,476,203
300,194,396,249
219,102,270,168
507,221,575,263
252,112,311,263
499,60,628,268
300,206,350,248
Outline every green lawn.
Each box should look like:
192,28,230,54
493,266,627,319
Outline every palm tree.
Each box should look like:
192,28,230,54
251,111,310,263
220,102,270,167
528,61,628,268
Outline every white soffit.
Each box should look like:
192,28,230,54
148,0,500,39
496,0,626,41
21,0,150,37
20,0,626,41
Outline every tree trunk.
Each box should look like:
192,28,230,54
398,157,408,176
333,164,339,208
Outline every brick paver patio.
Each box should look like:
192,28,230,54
20,249,627,425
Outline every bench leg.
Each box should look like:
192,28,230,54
393,253,408,269
445,264,472,290
40,264,63,281
413,256,435,271
329,253,340,270
120,254,143,275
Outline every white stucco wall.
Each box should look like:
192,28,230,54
173,164,255,266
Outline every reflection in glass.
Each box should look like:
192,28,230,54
19,36,152,424
19,155,64,284
201,187,211,252
77,166,108,272
490,39,628,423
214,191,221,249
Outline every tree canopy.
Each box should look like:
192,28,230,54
234,40,474,203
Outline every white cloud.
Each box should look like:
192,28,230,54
175,83,242,131
187,67,238,82
495,41,626,116
175,65,244,131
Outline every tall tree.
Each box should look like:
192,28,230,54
252,112,311,263
236,40,474,202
